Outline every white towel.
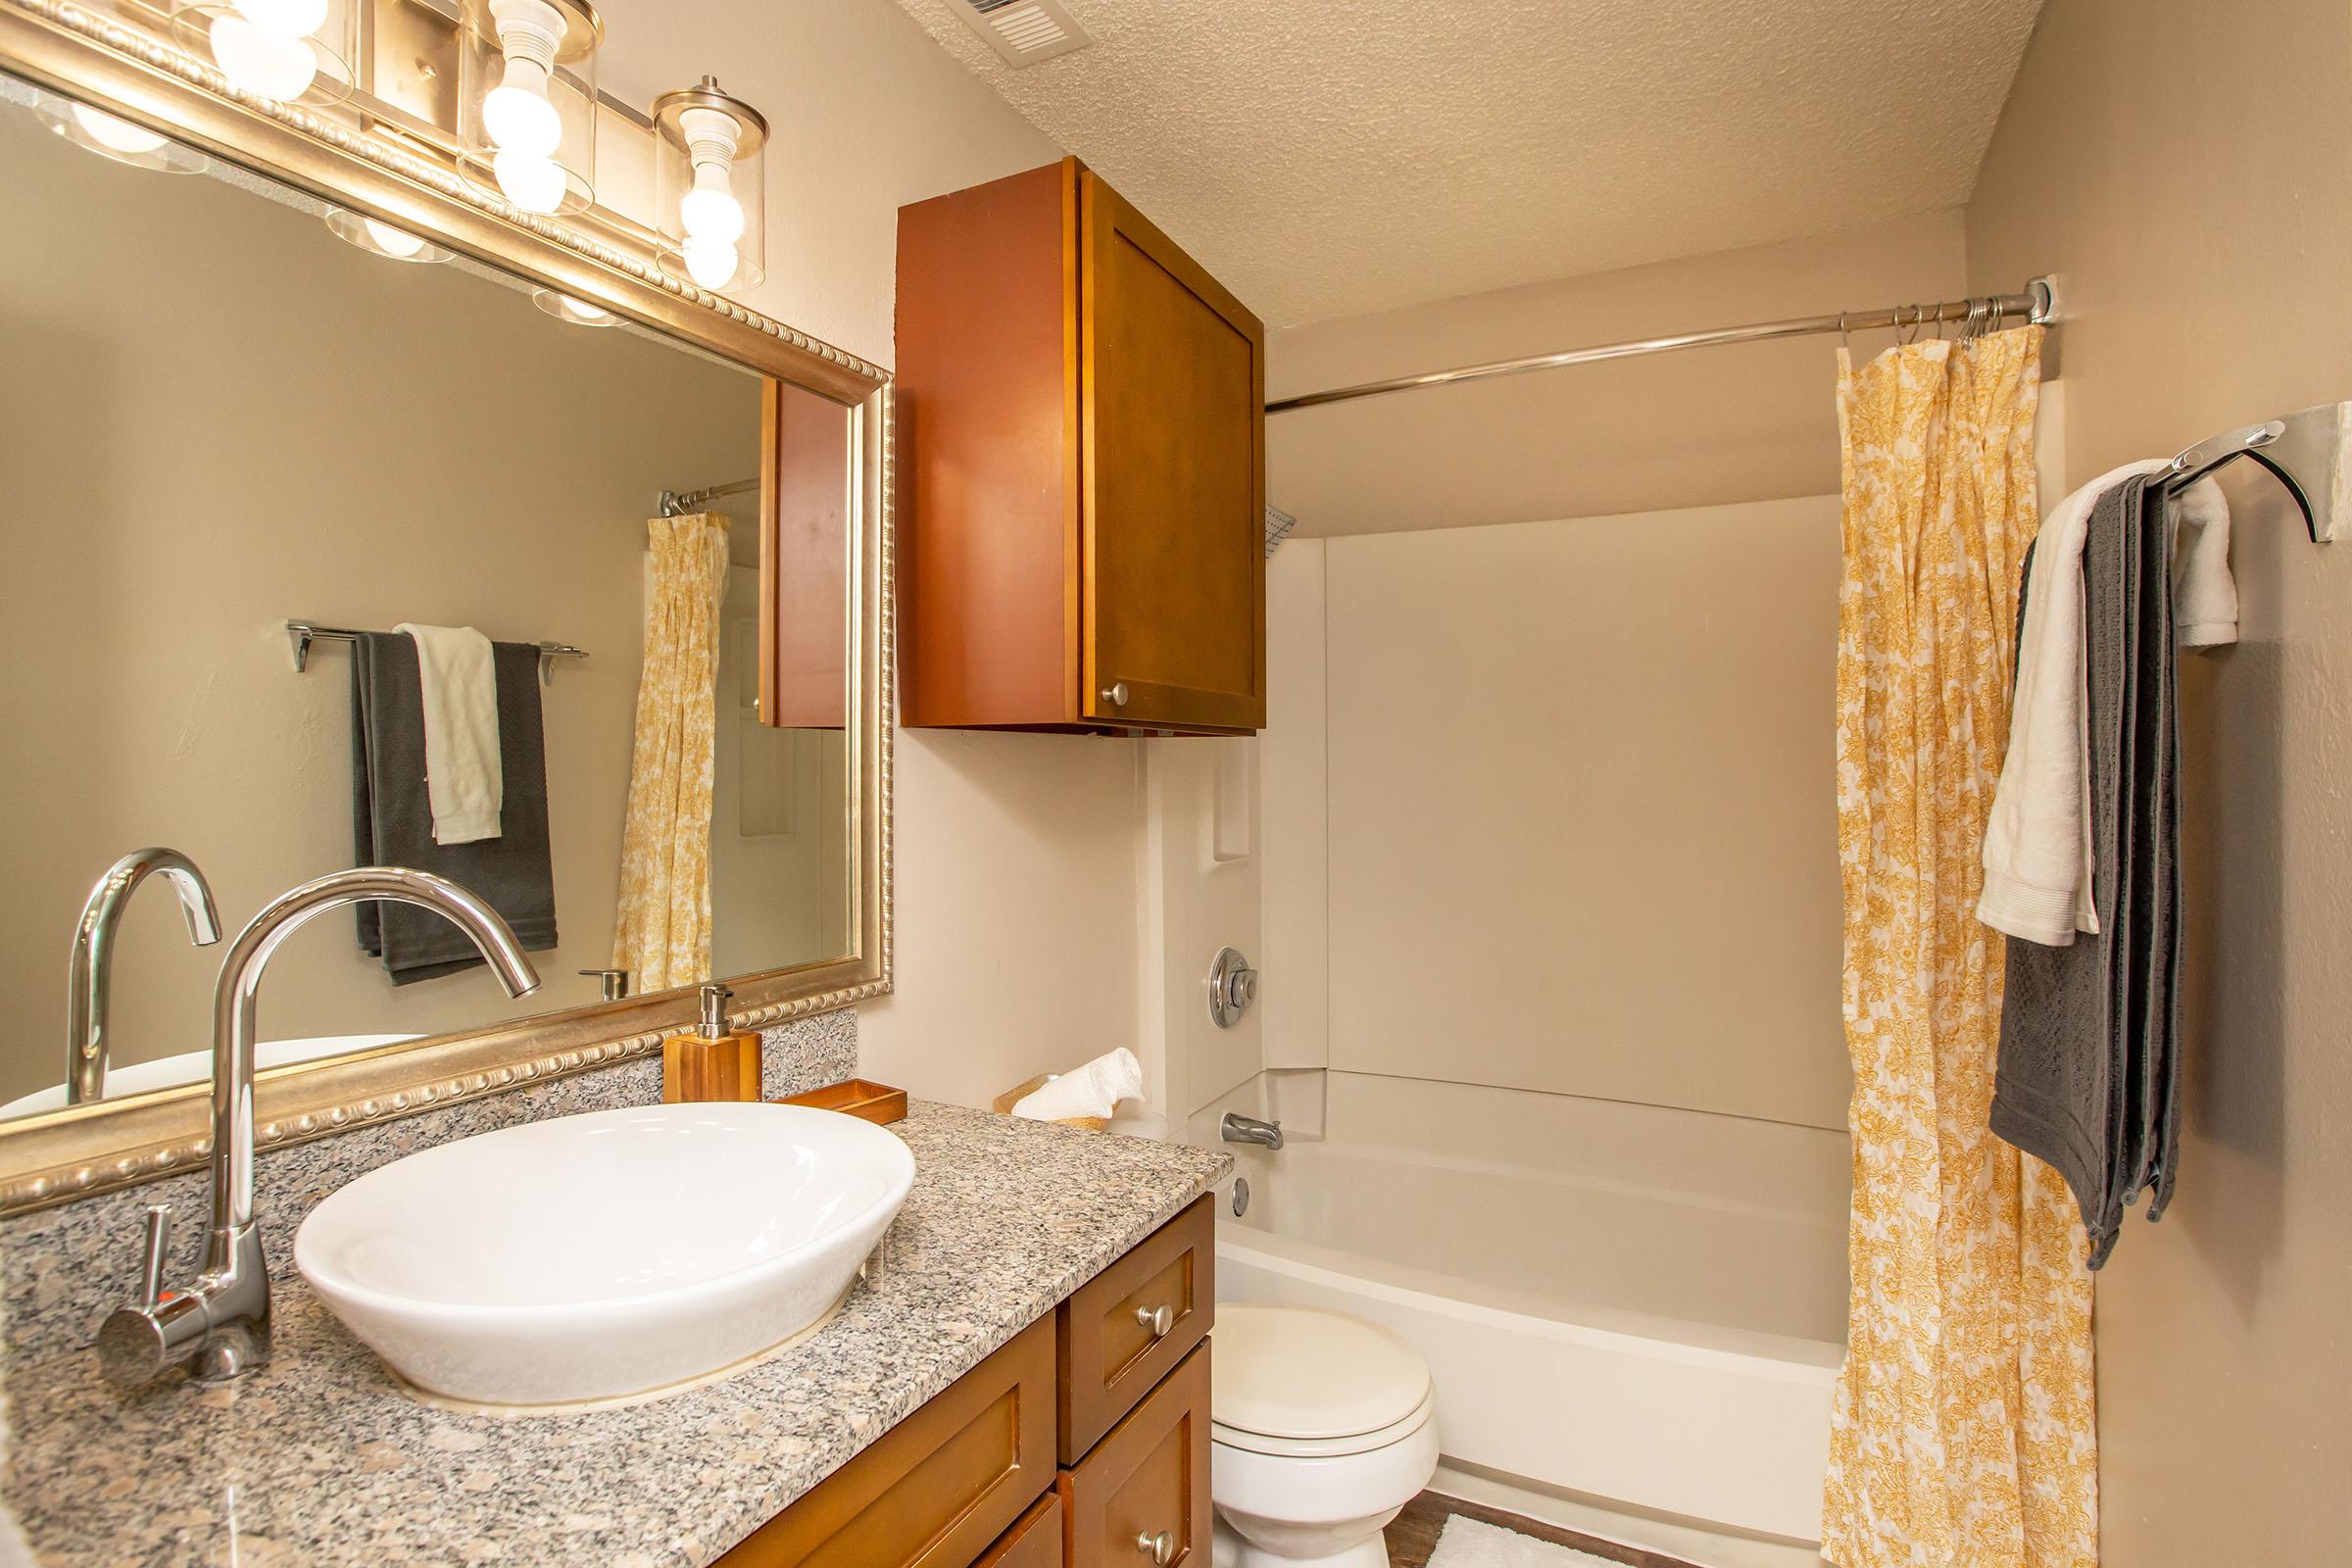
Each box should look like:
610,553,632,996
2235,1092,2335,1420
2172,477,2238,647
1011,1048,1145,1122
1979,460,2167,946
394,622,503,845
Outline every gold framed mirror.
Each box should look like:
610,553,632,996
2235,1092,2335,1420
0,0,892,1213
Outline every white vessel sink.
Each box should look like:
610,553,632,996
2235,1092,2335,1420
295,1102,914,1407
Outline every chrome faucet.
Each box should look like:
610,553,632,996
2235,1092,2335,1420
97,867,540,1388
68,849,223,1104
1221,1111,1284,1150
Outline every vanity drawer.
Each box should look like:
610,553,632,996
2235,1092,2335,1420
716,1314,1056,1568
976,1490,1063,1568
1058,1195,1214,1463
1056,1339,1211,1568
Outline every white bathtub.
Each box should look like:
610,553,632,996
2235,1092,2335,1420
1205,1077,1846,1545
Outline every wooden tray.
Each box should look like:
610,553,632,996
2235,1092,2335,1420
991,1073,1109,1133
774,1078,908,1125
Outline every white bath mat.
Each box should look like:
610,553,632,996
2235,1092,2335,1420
1426,1514,1631,1567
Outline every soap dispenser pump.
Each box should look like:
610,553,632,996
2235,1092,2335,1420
662,982,763,1103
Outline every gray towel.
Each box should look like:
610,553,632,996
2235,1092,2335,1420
351,633,558,984
1991,475,2182,1266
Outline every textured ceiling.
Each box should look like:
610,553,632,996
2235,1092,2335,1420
889,0,2045,325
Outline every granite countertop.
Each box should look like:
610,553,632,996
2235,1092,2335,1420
2,1102,1231,1567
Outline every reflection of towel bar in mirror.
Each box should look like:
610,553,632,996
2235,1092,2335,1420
284,621,589,685
659,478,758,517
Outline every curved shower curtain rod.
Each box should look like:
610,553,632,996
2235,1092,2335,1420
1265,276,2059,415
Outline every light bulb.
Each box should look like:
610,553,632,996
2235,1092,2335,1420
493,150,566,214
682,237,739,290
679,171,744,246
211,13,318,99
69,105,168,155
361,218,427,258
232,0,327,36
560,297,607,319
482,57,562,158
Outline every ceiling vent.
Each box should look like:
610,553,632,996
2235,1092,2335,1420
948,0,1094,67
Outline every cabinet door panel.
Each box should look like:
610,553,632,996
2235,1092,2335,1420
1079,172,1266,732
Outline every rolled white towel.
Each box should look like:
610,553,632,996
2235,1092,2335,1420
1011,1048,1144,1122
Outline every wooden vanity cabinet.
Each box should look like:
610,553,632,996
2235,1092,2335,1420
897,159,1267,736
717,1197,1217,1568
713,1315,1057,1567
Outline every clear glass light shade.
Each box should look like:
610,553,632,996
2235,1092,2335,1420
457,0,600,218
323,207,456,264
531,289,619,326
651,78,766,296
30,91,208,173
168,0,359,107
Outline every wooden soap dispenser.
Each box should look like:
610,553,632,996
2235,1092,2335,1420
662,982,763,1102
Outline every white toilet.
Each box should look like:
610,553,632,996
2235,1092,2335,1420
1210,1304,1439,1568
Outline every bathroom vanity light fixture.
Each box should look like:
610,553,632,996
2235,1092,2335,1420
531,288,618,325
322,206,454,263
168,0,358,107
650,76,765,294
456,0,600,216
29,90,207,172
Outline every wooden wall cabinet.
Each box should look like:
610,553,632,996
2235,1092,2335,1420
897,159,1267,735
718,1197,1217,1568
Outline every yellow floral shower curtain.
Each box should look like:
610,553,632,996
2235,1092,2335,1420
1825,326,2096,1568
611,514,731,993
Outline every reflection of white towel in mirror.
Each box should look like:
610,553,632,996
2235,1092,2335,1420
394,621,504,845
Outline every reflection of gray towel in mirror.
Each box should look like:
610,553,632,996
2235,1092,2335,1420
352,633,558,984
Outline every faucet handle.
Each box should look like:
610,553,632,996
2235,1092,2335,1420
136,1204,171,1309
97,1205,205,1389
577,968,630,1003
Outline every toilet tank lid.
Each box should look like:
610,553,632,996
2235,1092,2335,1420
1211,1303,1432,1441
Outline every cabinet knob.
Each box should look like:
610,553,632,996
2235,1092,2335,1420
1135,1301,1175,1338
1136,1530,1176,1565
1102,681,1130,708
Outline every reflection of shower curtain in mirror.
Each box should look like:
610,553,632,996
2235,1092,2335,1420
1824,326,2096,1568
611,514,732,993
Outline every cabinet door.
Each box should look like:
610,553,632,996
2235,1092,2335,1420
1058,1340,1212,1568
1079,171,1266,732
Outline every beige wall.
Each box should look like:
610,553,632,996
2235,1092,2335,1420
1967,0,2352,1558
1266,210,1967,538
0,108,774,1102
1314,498,1848,1132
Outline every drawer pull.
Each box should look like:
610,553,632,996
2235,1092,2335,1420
1102,681,1131,708
1135,1302,1176,1338
1136,1529,1177,1565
